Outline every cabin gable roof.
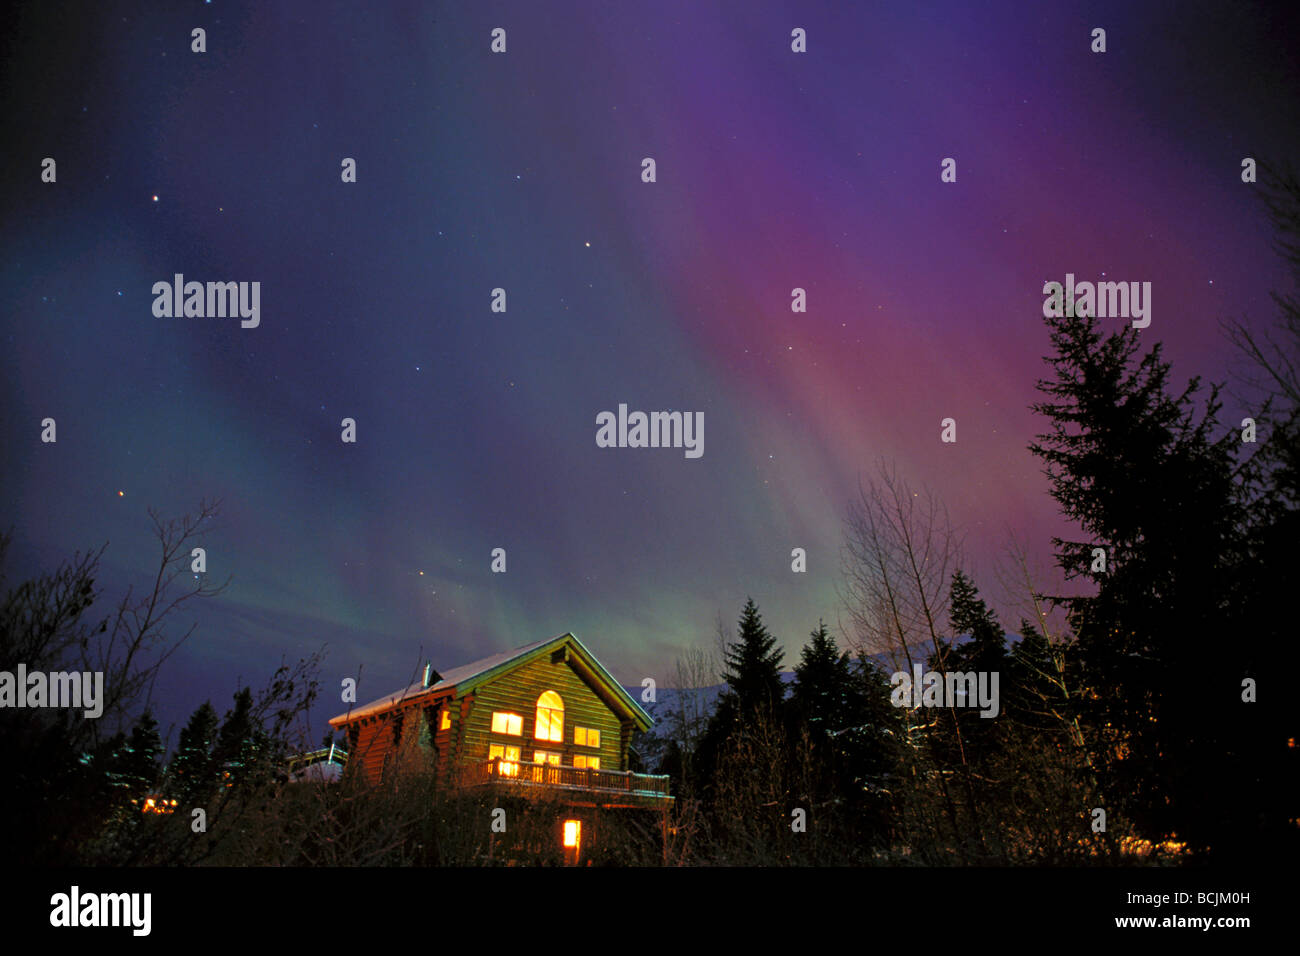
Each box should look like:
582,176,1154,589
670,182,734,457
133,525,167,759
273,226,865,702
329,632,653,731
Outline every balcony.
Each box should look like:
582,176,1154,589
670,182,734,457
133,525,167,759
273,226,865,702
467,757,674,809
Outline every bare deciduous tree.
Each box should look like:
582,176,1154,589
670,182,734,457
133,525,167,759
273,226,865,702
668,645,717,771
840,460,959,672
838,461,994,861
1220,161,1300,409
83,499,230,737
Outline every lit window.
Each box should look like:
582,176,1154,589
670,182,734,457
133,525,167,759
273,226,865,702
489,744,520,776
534,691,564,742
563,819,581,849
491,711,523,735
439,710,451,731
533,750,561,766
574,726,600,748
573,754,600,770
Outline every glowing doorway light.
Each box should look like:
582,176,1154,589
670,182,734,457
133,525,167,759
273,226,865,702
563,819,581,849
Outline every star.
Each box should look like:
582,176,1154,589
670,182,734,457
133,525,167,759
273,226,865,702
152,195,159,202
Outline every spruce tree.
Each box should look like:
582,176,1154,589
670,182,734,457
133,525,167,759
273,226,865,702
168,701,218,801
719,597,785,718
844,657,904,839
214,687,263,787
1220,162,1300,859
947,570,1008,675
107,710,163,810
694,599,785,807
919,572,1007,853
1005,619,1065,732
1029,300,1246,853
790,619,855,733
942,572,1007,746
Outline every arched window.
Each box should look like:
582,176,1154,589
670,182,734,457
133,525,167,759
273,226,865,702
534,691,564,742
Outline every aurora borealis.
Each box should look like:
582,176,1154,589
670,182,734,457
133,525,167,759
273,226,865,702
3,0,1298,738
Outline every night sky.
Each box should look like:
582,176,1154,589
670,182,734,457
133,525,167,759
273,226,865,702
3,0,1298,742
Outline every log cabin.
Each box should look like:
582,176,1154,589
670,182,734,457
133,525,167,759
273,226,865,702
328,632,673,863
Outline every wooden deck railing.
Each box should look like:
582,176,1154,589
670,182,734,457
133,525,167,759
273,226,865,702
472,758,672,797
286,745,348,773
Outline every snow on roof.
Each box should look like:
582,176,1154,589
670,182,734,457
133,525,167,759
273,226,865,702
429,635,555,690
329,635,560,726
